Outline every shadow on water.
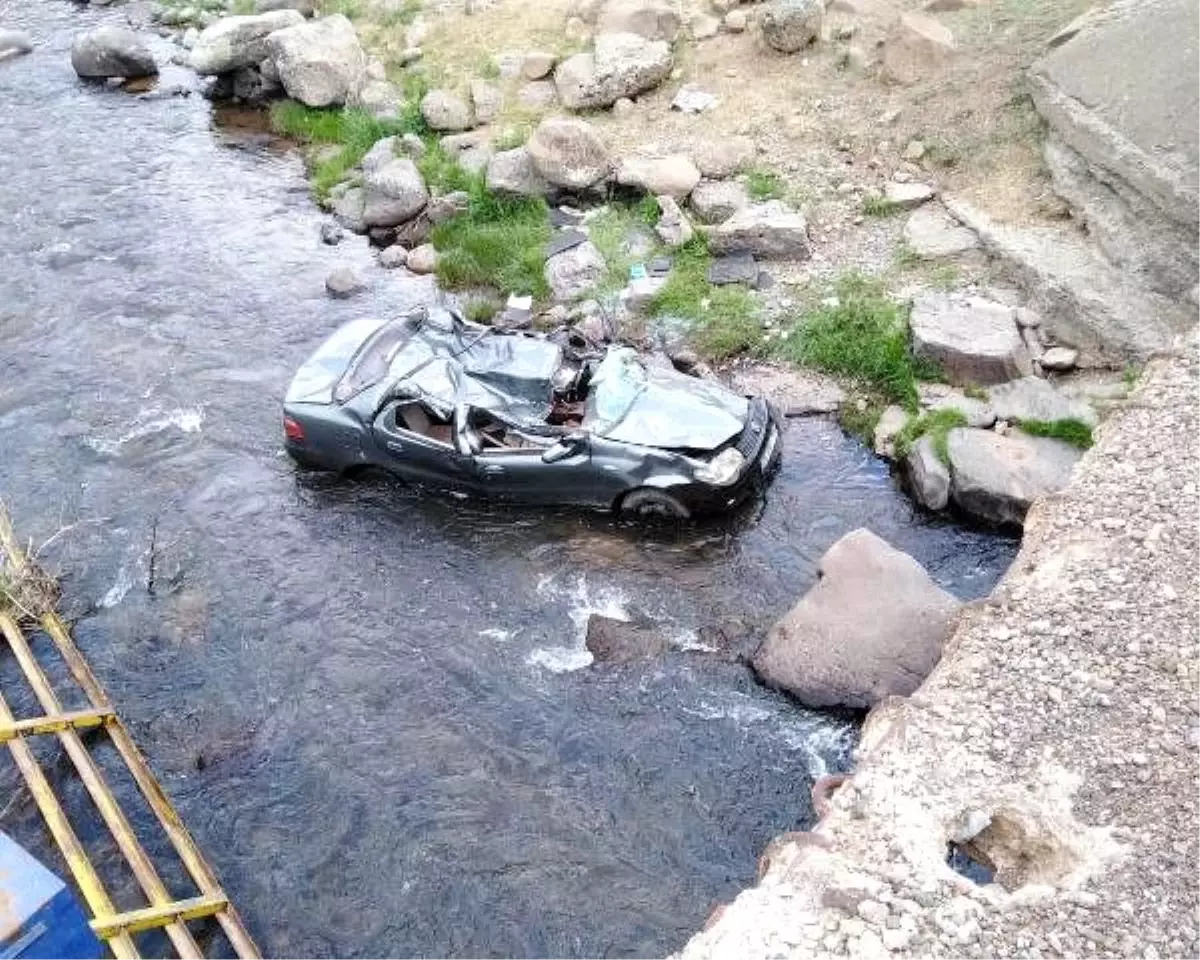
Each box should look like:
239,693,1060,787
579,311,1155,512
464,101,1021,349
0,4,1019,957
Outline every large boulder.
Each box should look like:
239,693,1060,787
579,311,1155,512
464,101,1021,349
421,88,474,132
690,180,749,224
0,29,33,60
486,148,551,197
909,293,1033,386
946,428,1082,526
263,14,365,107
906,434,951,511
881,12,955,85
707,201,810,259
596,0,682,42
751,529,962,709
71,26,157,79
545,240,607,300
349,78,401,117
189,11,304,75
362,157,429,229
987,376,1097,427
615,153,701,199
761,0,823,54
526,116,611,190
554,31,672,110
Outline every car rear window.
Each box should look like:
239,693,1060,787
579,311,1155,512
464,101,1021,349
333,321,414,403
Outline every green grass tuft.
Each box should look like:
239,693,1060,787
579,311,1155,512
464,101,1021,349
774,273,934,409
319,0,364,18
894,408,968,463
375,0,422,28
463,298,501,324
745,167,787,202
861,195,904,217
1015,417,1094,449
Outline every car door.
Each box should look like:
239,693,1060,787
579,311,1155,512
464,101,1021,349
371,401,475,491
473,435,596,506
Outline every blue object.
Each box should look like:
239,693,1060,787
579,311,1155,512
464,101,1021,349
0,832,105,959
629,262,647,280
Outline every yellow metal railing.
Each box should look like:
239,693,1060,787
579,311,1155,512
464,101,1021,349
0,510,260,959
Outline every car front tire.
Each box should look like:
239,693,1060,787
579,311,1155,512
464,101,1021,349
618,488,691,521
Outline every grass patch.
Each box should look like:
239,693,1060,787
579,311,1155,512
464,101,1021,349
375,0,422,28
775,273,934,409
1122,363,1141,388
229,0,255,13
319,0,364,18
269,102,428,199
650,238,762,361
464,298,501,324
416,139,479,194
745,167,787,202
894,408,968,463
963,383,988,400
587,201,663,294
1015,417,1094,449
861,195,905,217
493,123,532,151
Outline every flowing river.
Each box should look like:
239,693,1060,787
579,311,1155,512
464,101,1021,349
0,4,1017,956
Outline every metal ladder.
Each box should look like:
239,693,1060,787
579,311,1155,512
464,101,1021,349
0,510,260,959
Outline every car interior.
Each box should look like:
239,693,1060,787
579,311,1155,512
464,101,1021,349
395,402,454,446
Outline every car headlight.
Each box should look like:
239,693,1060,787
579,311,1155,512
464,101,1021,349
695,447,746,486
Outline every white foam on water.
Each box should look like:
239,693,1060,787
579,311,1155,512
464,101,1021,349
670,626,716,653
99,564,135,609
526,574,631,673
478,628,512,641
87,406,204,455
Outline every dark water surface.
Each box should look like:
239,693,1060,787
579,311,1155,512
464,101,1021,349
0,5,1017,956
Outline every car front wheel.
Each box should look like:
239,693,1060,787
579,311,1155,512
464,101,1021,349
619,488,691,520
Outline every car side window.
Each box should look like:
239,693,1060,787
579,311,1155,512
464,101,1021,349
464,407,546,456
387,401,455,448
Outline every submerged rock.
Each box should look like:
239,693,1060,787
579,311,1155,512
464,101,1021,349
751,528,962,709
325,264,364,298
585,614,669,663
189,11,304,75
0,29,33,59
71,26,158,79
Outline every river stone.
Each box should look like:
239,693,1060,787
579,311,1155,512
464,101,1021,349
71,26,158,79
585,614,669,663
360,136,398,173
406,244,438,274
0,29,33,59
873,405,909,458
907,434,951,511
362,156,429,228
987,376,1098,427
690,180,749,224
527,116,611,190
189,11,304,75
545,240,607,301
420,88,474,131
692,136,755,179
596,0,682,42
521,50,556,79
708,201,811,260
751,528,962,709
378,244,408,268
947,428,1082,526
349,78,401,118
910,293,1032,386
486,148,551,197
654,195,694,248
903,206,979,258
616,153,701,200
761,0,823,53
1040,346,1079,371
881,12,956,85
918,384,996,428
329,183,365,233
325,264,364,298
554,32,673,110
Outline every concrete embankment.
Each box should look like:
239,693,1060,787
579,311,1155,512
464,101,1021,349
680,333,1199,959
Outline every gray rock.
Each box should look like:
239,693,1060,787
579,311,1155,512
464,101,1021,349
545,229,588,258
751,528,962,709
724,9,748,32
421,88,474,131
254,0,315,14
654,195,694,248
909,293,1033,386
946,428,1083,526
707,252,758,286
486,147,551,197
426,191,469,224
692,136,755,179
987,376,1098,427
691,13,720,39
884,181,936,209
521,50,556,80
325,264,364,298
360,136,397,173
903,206,979,258
406,243,438,274
517,80,558,109
458,145,493,175
545,240,607,301
585,613,668,663
554,31,673,110
189,11,303,75
670,85,719,113
469,79,501,124
1040,346,1079,371
881,12,956,85
596,0,682,42
873,404,909,458
320,221,343,245
625,275,667,312
0,29,33,59
918,385,996,428
349,78,401,118
708,201,811,260
526,116,611,190
907,434,951,510
616,153,701,199
378,244,408,268
362,157,429,228
729,364,846,416
762,0,823,54
690,180,749,224
71,26,158,79
329,183,366,233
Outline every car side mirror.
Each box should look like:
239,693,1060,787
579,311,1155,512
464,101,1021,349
542,431,587,464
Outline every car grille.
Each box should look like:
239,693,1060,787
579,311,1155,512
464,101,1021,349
734,398,770,460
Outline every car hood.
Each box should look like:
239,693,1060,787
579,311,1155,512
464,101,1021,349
584,348,748,451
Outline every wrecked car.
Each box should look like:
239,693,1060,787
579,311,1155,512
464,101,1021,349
282,307,782,518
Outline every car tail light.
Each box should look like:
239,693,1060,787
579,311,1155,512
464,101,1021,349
283,416,306,443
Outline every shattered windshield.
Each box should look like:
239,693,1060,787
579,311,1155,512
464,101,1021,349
584,348,647,435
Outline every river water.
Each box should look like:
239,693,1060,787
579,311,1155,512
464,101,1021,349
0,4,1017,957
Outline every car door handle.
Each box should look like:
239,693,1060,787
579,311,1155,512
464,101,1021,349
386,440,405,454
481,464,505,477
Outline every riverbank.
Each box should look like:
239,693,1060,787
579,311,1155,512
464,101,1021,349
680,332,1199,957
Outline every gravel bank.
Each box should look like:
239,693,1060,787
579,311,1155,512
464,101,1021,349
680,332,1199,959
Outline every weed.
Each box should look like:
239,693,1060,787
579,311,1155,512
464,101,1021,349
477,55,501,80
229,0,255,13
588,202,663,294
745,167,787,202
775,273,933,409
492,123,532,151
894,408,968,463
839,401,884,443
861,195,904,217
1122,363,1141,388
320,0,363,18
1015,417,1094,449
375,0,422,28
464,298,501,324
416,139,479,194
893,242,920,269
636,193,661,226
962,383,988,401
